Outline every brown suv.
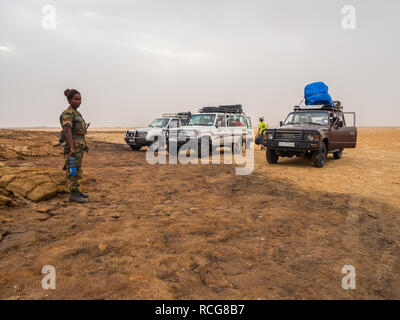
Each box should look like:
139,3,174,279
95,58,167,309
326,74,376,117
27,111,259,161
261,102,357,167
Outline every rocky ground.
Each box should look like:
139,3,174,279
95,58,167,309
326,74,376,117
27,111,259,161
0,128,399,299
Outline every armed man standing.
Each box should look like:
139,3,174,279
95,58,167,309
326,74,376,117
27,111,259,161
60,89,89,204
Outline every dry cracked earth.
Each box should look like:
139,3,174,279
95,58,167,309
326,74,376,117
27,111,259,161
0,128,399,299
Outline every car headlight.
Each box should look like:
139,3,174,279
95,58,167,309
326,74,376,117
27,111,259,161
305,133,319,141
268,133,274,140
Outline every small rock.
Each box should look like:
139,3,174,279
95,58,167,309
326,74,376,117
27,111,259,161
0,195,16,207
0,216,13,224
37,207,51,213
98,244,107,252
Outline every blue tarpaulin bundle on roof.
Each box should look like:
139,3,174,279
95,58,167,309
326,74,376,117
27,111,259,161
304,82,333,105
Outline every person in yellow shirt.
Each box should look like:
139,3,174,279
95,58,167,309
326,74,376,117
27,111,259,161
257,116,268,135
256,116,268,149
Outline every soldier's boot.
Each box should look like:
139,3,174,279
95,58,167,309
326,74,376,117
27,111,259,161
69,191,88,204
77,189,89,198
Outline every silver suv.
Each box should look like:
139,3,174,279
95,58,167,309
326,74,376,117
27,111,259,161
125,113,190,151
167,105,253,157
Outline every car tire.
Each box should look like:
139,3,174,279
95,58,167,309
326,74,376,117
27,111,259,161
129,145,141,151
333,148,343,159
313,143,327,167
266,148,279,164
148,137,160,153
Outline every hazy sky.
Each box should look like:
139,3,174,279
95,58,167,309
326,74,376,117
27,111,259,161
1,0,399,127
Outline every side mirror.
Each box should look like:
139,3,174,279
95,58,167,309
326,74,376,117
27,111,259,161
279,121,283,127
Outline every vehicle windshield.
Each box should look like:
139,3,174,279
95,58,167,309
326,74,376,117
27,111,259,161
284,112,329,126
186,114,216,126
149,118,169,128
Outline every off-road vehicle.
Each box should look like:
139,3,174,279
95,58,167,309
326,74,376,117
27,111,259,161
167,105,252,157
125,112,191,151
261,102,357,167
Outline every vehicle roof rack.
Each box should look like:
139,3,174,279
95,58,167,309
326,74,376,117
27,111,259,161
219,104,243,114
162,112,191,118
199,106,220,113
199,104,244,114
293,101,343,112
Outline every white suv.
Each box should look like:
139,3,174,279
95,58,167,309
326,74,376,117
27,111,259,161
167,105,253,157
125,113,190,151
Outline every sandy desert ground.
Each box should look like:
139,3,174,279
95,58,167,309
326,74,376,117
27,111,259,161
0,127,399,299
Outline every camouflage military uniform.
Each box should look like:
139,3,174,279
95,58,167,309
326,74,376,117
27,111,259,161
59,106,87,192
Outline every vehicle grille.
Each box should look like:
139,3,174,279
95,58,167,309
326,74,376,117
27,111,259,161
275,131,302,141
126,131,136,137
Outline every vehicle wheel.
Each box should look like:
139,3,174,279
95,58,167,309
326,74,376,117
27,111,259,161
129,145,141,151
313,143,327,167
233,137,243,154
149,137,160,153
333,148,343,159
198,138,210,158
266,148,279,164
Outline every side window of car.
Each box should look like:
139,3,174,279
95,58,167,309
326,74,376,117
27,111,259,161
337,115,345,128
169,119,179,128
216,115,226,127
246,117,252,127
228,115,243,127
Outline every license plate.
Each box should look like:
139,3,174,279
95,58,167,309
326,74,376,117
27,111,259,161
279,141,295,147
129,138,135,142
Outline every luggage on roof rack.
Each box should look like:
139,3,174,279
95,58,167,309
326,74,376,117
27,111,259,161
200,106,220,113
218,104,243,114
199,104,243,113
304,82,332,106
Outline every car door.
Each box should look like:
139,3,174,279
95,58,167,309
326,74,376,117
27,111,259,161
227,115,243,145
329,114,357,149
245,116,253,142
226,115,236,145
214,114,227,147
239,115,247,142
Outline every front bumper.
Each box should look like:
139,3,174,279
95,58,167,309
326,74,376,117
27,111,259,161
262,139,321,151
124,136,151,146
